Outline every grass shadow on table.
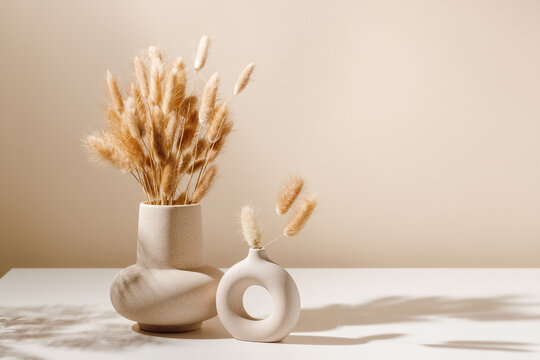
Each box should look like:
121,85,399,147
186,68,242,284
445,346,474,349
424,340,535,352
0,305,164,360
294,294,540,332
283,333,404,346
133,294,540,346
289,294,540,348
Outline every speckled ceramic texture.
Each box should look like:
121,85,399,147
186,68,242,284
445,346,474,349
216,248,300,342
110,203,223,333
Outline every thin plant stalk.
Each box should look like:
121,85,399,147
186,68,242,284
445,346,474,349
262,234,284,248
192,96,235,194
260,213,278,243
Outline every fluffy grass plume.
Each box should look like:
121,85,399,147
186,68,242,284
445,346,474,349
284,193,318,237
149,62,163,106
192,165,217,203
194,35,209,71
84,36,255,205
162,68,177,115
240,205,262,248
234,63,255,96
239,174,317,248
207,103,229,143
106,71,124,113
276,175,304,215
148,46,162,64
172,57,186,109
123,97,143,141
199,73,219,125
85,133,130,173
134,56,149,98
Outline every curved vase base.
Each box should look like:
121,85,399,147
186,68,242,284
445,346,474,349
137,321,202,333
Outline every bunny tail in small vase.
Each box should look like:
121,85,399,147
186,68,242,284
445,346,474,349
83,36,256,333
216,175,318,342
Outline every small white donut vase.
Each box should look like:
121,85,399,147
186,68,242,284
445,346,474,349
216,248,300,342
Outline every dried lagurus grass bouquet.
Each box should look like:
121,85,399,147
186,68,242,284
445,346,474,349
241,175,318,248
84,36,255,204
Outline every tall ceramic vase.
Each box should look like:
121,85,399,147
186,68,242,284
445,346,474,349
216,248,300,342
110,203,223,333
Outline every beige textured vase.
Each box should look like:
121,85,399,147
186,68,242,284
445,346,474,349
110,203,223,333
216,248,300,342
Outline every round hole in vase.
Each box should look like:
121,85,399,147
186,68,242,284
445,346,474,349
242,285,273,320
216,248,300,342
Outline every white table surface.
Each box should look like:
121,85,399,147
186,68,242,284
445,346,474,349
1,268,539,359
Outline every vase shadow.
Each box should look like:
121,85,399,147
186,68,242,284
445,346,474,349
131,316,231,339
295,294,540,332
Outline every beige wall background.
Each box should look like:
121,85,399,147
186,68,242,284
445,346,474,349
1,0,540,276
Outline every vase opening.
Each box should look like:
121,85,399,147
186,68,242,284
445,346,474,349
141,202,201,207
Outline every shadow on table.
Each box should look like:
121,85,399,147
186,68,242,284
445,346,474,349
295,294,540,332
132,319,405,346
164,294,539,346
131,316,231,339
0,305,164,360
2,295,538,355
287,294,540,347
132,320,405,346
283,333,404,346
424,340,535,352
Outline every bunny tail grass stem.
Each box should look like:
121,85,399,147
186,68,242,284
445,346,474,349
174,72,198,161
184,130,201,203
177,35,208,200
191,165,216,203
178,52,202,205
139,171,151,202
193,102,228,192
261,213,278,242
136,170,151,204
192,96,235,193
189,73,219,197
130,171,150,203
192,68,245,197
188,73,219,199
182,77,200,205
192,145,211,193
170,117,187,198
263,234,284,248
130,171,140,184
